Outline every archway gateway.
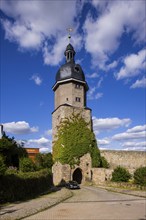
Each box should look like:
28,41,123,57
72,168,82,184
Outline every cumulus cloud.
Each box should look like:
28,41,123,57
87,87,103,100
3,121,38,134
121,141,146,149
116,49,146,80
24,137,52,152
93,117,131,134
130,76,146,89
39,147,50,153
84,1,145,69
98,138,110,146
1,0,82,63
112,124,146,141
126,125,146,133
86,72,99,78
42,34,82,66
31,75,42,86
45,129,52,136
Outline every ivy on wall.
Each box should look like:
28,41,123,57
53,113,101,167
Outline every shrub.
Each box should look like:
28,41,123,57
0,155,7,175
111,166,131,182
134,167,146,186
19,157,36,172
5,166,18,175
0,169,53,203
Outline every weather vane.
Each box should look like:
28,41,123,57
67,27,73,42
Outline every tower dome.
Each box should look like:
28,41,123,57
53,43,88,91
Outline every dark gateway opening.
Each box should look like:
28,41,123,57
72,168,82,184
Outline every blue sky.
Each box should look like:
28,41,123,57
0,0,145,153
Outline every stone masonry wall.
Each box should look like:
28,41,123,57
52,162,71,186
101,150,146,169
55,82,85,109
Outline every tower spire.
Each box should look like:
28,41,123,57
65,28,75,63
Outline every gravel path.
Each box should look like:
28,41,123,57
0,188,72,220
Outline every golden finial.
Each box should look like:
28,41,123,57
66,27,73,42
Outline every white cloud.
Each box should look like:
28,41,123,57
116,49,146,80
24,137,52,152
98,138,110,146
45,129,52,136
84,1,145,69
86,72,99,78
87,87,103,100
95,93,103,100
42,34,82,66
127,125,146,133
3,121,38,134
123,147,146,151
39,147,50,153
31,75,42,86
1,0,82,63
112,124,146,141
130,76,146,89
106,61,118,71
121,141,146,149
93,117,131,134
97,77,103,88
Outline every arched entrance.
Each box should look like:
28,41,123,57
72,168,82,184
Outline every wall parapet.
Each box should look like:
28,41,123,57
101,150,146,169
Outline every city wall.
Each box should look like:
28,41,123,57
101,150,146,169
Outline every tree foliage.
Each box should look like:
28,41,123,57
35,153,53,170
0,133,28,168
19,157,36,172
53,113,101,167
0,155,7,176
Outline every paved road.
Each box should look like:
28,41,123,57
24,186,146,220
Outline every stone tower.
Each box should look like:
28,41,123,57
52,43,92,144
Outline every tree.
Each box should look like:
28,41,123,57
0,155,7,175
0,133,27,168
35,153,53,169
53,113,101,167
19,157,36,172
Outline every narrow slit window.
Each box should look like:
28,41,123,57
75,97,81,102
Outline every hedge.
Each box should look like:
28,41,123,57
0,169,53,203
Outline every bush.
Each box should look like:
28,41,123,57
5,166,18,175
0,155,7,175
0,169,53,203
19,158,36,172
111,166,131,182
134,167,146,186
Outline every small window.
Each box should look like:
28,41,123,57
66,98,68,101
74,66,80,72
75,84,81,89
75,97,81,102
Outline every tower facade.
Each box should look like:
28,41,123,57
52,43,92,144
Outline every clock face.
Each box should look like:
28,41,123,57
60,66,71,79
